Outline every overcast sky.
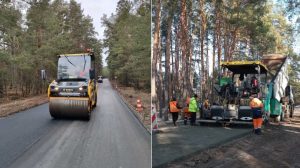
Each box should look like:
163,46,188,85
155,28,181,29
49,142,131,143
75,0,119,39
73,0,119,66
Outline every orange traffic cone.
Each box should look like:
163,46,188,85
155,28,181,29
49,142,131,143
136,98,143,112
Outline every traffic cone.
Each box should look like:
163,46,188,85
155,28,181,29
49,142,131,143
136,98,143,112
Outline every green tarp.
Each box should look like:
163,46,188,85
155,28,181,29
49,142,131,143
264,82,282,116
270,98,282,115
264,83,272,113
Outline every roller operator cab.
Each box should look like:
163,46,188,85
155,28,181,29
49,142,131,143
48,52,97,120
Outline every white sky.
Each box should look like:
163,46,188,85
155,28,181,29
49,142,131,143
74,0,118,39
74,0,119,66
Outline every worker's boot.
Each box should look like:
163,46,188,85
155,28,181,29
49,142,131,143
257,128,262,135
184,118,187,125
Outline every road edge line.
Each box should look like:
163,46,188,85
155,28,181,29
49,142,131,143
113,87,151,134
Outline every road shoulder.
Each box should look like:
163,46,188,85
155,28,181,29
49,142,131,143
111,83,151,133
0,95,48,117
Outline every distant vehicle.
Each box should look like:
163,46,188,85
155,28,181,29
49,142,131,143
98,76,103,83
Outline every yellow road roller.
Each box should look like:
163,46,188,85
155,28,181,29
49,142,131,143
48,51,97,120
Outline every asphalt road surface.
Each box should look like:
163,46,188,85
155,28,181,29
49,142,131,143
0,79,150,168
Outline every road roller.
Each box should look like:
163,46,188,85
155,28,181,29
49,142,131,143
48,51,97,120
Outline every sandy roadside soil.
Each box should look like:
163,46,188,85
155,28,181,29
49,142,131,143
111,81,151,131
0,95,48,117
166,109,300,168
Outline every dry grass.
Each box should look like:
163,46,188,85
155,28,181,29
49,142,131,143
0,94,48,117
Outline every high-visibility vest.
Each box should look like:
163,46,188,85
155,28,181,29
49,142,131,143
169,101,179,112
250,98,263,109
188,97,198,113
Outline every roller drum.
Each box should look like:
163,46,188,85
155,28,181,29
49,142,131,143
49,97,90,119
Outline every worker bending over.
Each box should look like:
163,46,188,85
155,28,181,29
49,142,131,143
249,95,263,135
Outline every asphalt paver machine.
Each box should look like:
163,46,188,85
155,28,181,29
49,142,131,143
200,60,269,124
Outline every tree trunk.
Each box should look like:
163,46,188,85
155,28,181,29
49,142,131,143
180,0,190,98
212,23,216,102
200,0,207,99
165,15,172,102
174,24,180,98
216,1,222,73
205,28,209,98
158,35,165,120
152,0,161,117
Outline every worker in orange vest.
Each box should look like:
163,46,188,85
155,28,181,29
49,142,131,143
169,97,181,126
249,94,263,135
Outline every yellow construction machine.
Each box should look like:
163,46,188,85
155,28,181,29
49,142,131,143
48,51,97,120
